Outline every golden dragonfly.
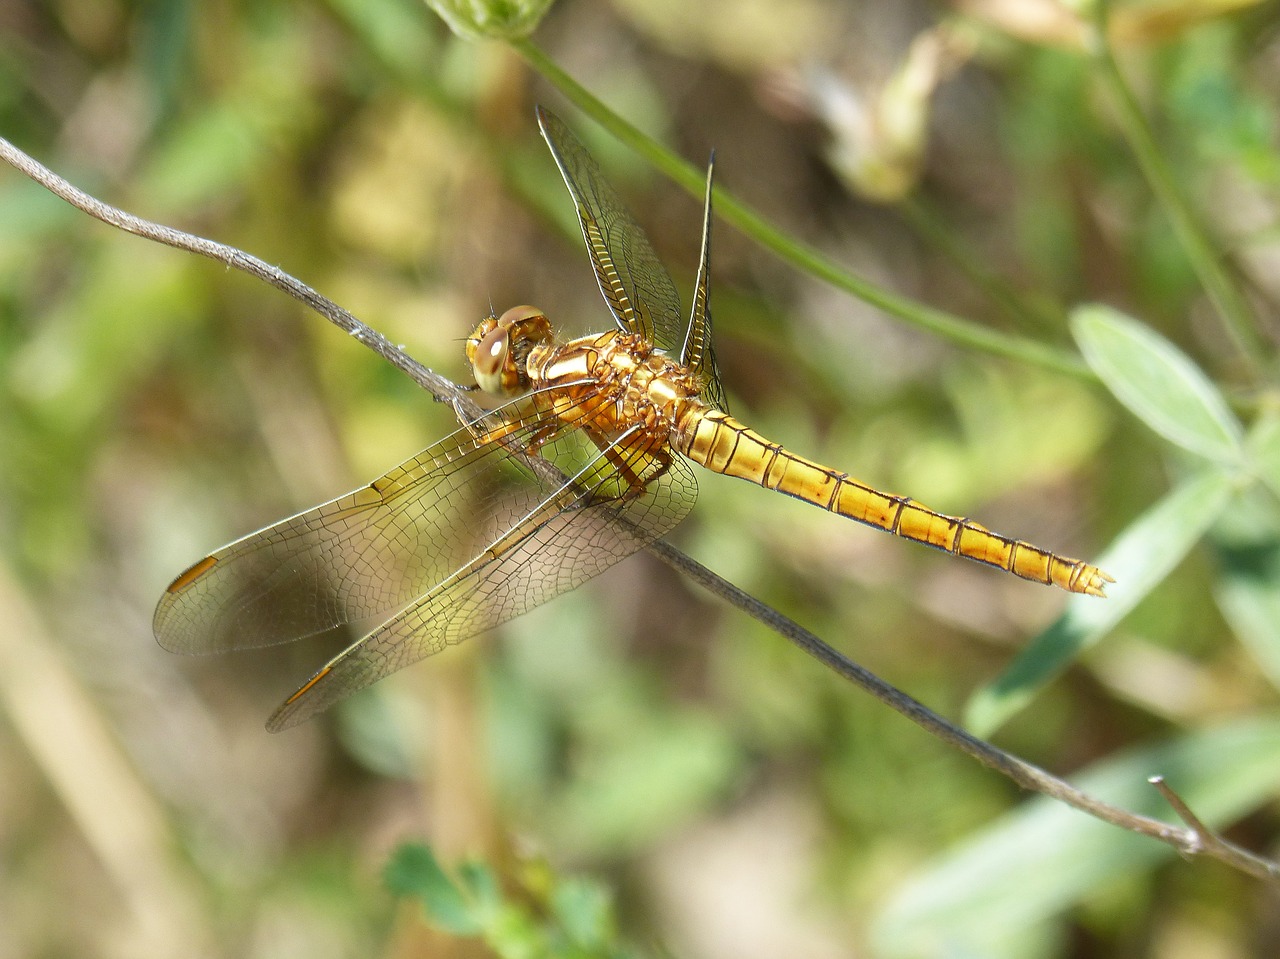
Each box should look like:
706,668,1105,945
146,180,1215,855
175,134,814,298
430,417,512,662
155,107,1111,731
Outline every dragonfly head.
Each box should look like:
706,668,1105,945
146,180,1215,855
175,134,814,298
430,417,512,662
467,305,554,396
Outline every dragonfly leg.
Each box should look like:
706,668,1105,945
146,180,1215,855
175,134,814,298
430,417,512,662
581,426,671,504
453,396,492,438
463,404,563,454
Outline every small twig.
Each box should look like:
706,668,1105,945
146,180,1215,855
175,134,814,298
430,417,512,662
4,133,1277,884
1147,774,1279,881
1149,775,1211,848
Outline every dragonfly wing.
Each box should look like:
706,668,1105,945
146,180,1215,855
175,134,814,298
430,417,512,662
154,423,497,655
266,425,697,730
536,106,686,354
679,155,729,413
153,397,644,655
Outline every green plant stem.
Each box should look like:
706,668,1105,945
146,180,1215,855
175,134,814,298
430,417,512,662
1089,5,1263,366
511,37,1091,380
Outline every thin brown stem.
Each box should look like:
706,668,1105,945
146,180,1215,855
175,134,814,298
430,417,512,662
3,133,1275,884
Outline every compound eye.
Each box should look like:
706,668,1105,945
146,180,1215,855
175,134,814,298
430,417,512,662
472,325,510,394
499,304,544,325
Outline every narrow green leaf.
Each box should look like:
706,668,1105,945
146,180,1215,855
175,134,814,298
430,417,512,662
384,843,484,936
1071,304,1244,464
1217,566,1280,693
1246,409,1280,501
967,469,1235,736
872,716,1280,959
1212,480,1280,693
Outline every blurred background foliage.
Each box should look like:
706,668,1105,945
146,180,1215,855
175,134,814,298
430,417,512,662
2,0,1280,956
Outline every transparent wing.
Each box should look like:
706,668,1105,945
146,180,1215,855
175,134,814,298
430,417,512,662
536,106,686,354
154,412,532,656
267,432,694,730
679,154,728,413
154,396,697,729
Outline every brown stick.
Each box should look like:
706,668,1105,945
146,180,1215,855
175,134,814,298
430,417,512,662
3,133,1274,884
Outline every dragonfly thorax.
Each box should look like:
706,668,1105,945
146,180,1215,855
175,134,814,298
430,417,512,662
466,305,555,396
523,328,705,444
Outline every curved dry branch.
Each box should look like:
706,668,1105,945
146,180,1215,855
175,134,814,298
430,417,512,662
3,133,1275,884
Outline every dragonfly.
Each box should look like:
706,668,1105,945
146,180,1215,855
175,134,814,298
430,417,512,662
154,106,1112,732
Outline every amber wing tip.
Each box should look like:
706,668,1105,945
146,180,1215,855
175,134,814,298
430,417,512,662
166,554,218,593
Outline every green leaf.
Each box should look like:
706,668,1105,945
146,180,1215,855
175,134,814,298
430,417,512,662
552,878,614,951
384,843,484,936
1246,409,1280,501
1071,304,1244,464
872,716,1280,959
1217,558,1280,694
966,468,1235,735
457,858,503,917
1211,480,1280,693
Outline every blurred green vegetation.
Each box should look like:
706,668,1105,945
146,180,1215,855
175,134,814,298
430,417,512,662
2,1,1279,957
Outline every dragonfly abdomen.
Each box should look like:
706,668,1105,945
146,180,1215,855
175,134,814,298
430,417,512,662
677,408,1111,597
